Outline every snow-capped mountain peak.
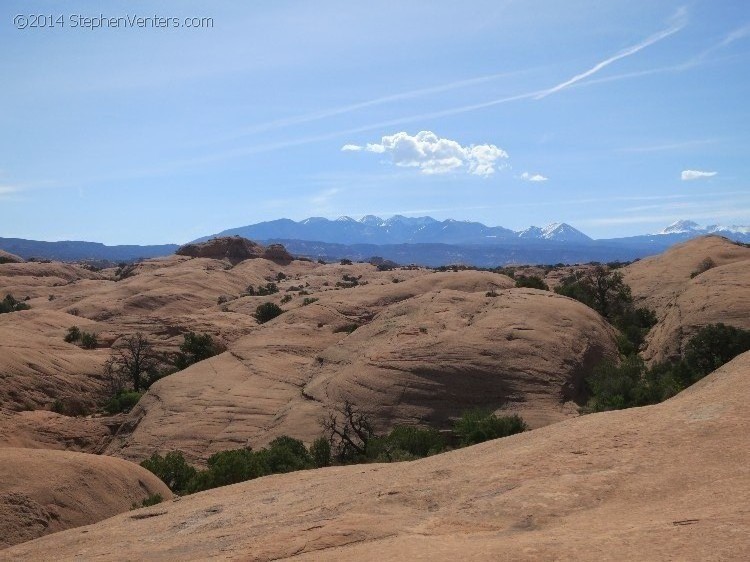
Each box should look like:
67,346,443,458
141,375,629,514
706,224,750,235
656,220,750,236
517,226,543,239
515,223,591,242
541,222,563,237
359,215,384,226
383,215,438,227
301,216,327,225
541,223,591,242
383,214,408,226
660,220,702,234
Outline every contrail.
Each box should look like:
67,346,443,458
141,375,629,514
535,11,687,99
203,10,688,153
210,69,533,144
558,20,750,93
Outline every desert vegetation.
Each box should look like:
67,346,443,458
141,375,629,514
555,265,657,353
690,257,716,278
254,302,284,323
336,273,361,288
585,323,750,412
172,332,224,371
548,265,750,412
141,402,527,495
63,326,98,349
0,294,30,314
514,275,549,290
105,333,161,393
102,331,223,414
244,282,279,296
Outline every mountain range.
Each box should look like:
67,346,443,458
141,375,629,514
194,215,596,245
1,218,748,266
198,215,750,246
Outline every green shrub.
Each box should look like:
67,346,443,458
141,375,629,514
203,448,260,488
684,323,750,378
80,332,98,349
340,259,353,265
173,332,222,370
0,294,30,314
254,302,283,324
280,294,292,304
554,266,631,320
185,437,313,494
370,426,445,461
65,327,97,348
302,297,318,306
245,282,279,296
614,307,658,352
51,400,65,414
555,278,596,308
105,391,143,414
132,493,163,509
514,275,549,290
309,437,331,468
184,470,213,494
453,410,527,446
64,326,82,343
336,274,359,288
254,301,281,321
376,261,398,271
585,355,646,412
265,436,313,473
638,360,691,404
141,451,197,495
555,267,656,352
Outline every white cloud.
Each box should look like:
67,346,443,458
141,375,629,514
681,170,718,181
341,144,363,152
346,131,508,177
520,172,548,182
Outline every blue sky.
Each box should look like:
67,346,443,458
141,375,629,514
2,0,749,244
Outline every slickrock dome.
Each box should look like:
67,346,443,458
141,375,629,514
176,237,293,264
